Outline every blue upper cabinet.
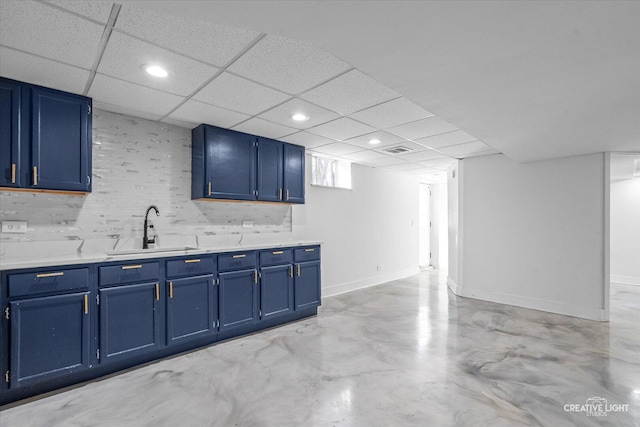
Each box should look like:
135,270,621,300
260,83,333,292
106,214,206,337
192,124,256,200
0,77,92,193
257,137,283,202
31,86,92,192
192,124,305,204
0,79,25,188
284,143,305,204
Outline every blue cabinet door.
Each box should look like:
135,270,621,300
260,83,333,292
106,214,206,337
260,264,294,319
284,143,305,204
99,283,161,364
0,78,24,188
31,86,91,192
257,138,283,202
166,275,216,345
219,269,258,331
10,292,91,388
204,126,256,200
295,261,321,310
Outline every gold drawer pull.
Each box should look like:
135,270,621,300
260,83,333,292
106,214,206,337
84,294,89,314
232,254,246,259
184,259,201,263
272,251,284,255
289,265,293,278
169,281,174,299
254,269,258,283
121,264,142,270
304,248,315,252
155,283,160,301
36,272,64,278
278,188,283,200
297,264,301,277
11,163,16,184
33,166,38,186
208,182,212,196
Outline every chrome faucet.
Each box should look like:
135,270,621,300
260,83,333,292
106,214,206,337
143,205,160,249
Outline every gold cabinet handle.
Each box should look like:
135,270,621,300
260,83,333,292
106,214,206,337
155,283,160,301
36,272,64,278
84,294,89,314
278,188,283,200
289,265,293,278
184,259,201,263
33,166,38,186
286,189,289,201
208,182,212,196
272,251,284,255
121,264,142,270
169,281,173,299
11,163,16,184
254,269,258,283
232,254,246,259
304,248,315,252
297,264,301,277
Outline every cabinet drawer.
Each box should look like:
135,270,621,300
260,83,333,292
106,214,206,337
8,267,89,298
99,262,159,286
218,252,256,272
294,246,320,262
166,256,215,278
259,249,293,267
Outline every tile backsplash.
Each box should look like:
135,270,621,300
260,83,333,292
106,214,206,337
0,109,292,245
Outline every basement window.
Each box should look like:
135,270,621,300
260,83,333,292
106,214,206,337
311,154,352,189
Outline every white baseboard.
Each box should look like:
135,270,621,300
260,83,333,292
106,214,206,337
610,274,640,286
451,285,607,321
446,277,459,294
322,267,420,298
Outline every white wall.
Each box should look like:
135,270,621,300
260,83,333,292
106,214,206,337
430,183,448,271
447,161,462,291
610,176,640,285
453,153,608,321
293,160,420,296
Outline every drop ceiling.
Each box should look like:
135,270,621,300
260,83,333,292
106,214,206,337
1,1,638,186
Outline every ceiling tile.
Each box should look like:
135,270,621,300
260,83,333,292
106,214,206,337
43,0,113,24
340,150,389,163
193,72,290,115
419,158,457,170
386,116,460,140
343,131,406,150
350,97,433,129
407,167,445,175
310,142,363,157
89,74,184,118
115,6,260,67
258,99,340,130
0,1,104,69
168,99,250,129
93,102,164,122
227,34,352,94
372,141,430,155
437,141,495,157
384,162,425,171
279,132,336,149
232,117,298,139
415,130,477,149
98,32,218,96
396,150,446,162
364,156,407,167
0,47,89,94
299,69,399,115
306,117,375,141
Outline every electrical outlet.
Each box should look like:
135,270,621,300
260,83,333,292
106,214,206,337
2,221,27,234
242,220,254,229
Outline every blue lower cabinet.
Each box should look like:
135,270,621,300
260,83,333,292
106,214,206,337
9,292,91,388
166,275,216,345
295,261,321,310
219,269,259,331
99,282,161,364
260,265,294,319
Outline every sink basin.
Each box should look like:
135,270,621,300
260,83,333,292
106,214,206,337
106,246,199,256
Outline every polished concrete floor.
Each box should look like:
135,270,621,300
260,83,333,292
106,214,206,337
0,270,638,426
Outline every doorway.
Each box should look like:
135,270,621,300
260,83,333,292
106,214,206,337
418,183,431,269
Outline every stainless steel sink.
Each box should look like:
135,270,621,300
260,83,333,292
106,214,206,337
106,246,199,256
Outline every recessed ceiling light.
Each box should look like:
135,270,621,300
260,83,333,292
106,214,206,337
291,113,309,122
143,64,168,78
369,139,381,145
